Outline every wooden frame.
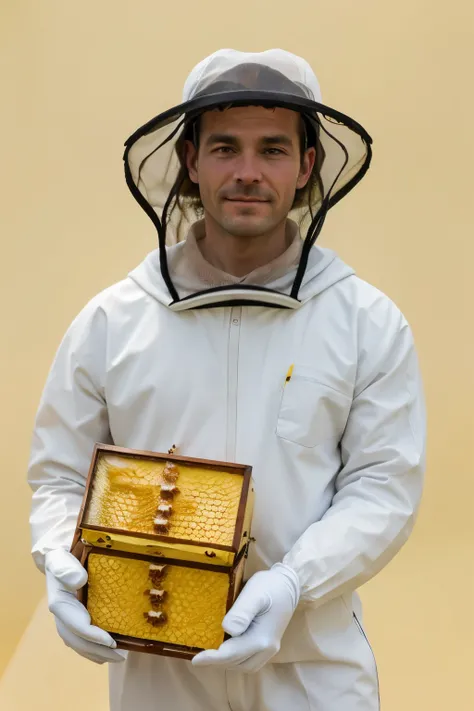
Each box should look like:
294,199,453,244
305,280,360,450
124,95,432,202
78,544,248,660
71,443,254,660
72,443,252,555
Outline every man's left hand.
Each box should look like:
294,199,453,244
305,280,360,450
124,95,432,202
192,563,300,673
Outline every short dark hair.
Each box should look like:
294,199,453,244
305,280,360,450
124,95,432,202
168,107,326,225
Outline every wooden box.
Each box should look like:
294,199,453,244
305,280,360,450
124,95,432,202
71,444,254,660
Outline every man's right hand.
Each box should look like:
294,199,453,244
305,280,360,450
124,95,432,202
45,548,127,665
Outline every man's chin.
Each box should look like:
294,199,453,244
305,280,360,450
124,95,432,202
218,215,278,238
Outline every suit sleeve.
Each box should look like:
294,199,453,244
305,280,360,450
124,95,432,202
27,300,112,573
283,302,426,606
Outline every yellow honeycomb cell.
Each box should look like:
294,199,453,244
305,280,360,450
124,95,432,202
87,553,229,650
84,455,243,547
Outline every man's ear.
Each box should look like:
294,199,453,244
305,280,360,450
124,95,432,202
184,140,199,184
296,147,316,189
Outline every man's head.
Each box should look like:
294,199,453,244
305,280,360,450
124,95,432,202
176,105,320,238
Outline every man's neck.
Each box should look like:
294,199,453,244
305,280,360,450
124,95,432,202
196,216,291,277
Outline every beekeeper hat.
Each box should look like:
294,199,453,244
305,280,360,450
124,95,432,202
124,49,372,309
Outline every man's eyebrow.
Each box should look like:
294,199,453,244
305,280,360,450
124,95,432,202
205,133,239,146
260,135,294,147
204,133,295,147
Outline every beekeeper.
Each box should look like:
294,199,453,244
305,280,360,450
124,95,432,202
28,49,426,710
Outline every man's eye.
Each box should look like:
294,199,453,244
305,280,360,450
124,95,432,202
215,146,234,154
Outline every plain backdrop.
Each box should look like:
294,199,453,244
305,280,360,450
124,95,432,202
1,1,473,709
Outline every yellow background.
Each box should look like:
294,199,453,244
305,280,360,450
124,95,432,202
1,1,473,709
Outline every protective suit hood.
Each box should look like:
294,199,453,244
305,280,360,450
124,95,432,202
128,225,355,311
123,48,371,309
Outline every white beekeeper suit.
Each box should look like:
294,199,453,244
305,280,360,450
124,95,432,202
28,49,426,711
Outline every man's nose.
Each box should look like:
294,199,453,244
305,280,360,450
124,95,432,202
233,153,262,184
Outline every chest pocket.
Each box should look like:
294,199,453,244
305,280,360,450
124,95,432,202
276,366,352,448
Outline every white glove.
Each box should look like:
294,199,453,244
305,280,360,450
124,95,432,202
192,563,299,673
45,548,127,665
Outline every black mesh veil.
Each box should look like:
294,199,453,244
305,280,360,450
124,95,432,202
123,58,372,308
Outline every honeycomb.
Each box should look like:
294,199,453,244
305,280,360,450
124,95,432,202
86,553,229,649
83,454,242,546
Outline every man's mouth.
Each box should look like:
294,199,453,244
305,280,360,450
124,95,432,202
225,197,269,203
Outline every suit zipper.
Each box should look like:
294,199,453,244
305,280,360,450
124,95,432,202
225,306,241,709
353,613,381,709
226,306,241,462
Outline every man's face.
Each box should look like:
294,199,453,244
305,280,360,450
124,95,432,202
185,106,316,238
